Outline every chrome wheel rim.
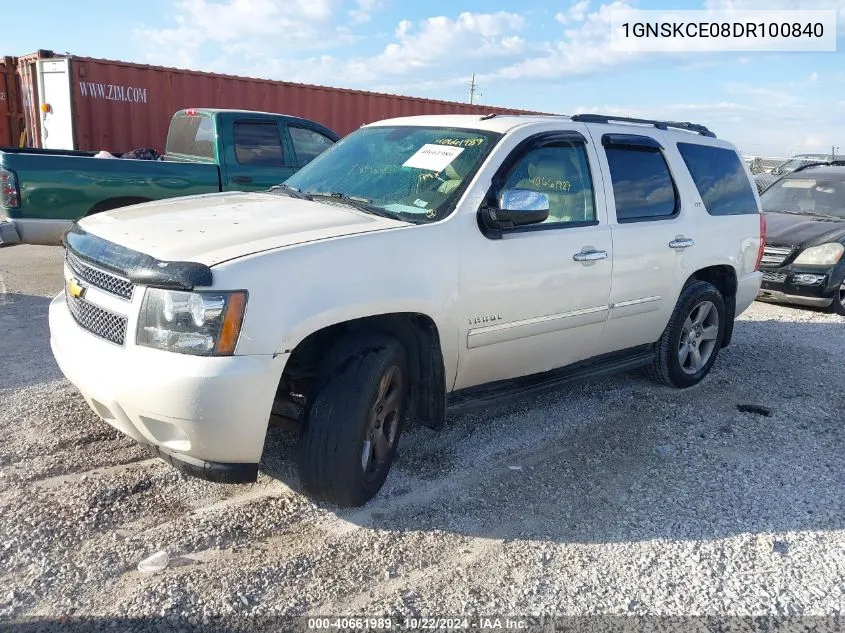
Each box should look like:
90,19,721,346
361,365,402,482
839,283,845,309
678,300,719,375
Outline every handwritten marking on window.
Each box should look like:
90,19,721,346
529,176,572,191
352,164,398,174
434,138,485,148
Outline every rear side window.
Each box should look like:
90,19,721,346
605,148,678,222
677,143,759,215
289,126,336,165
165,114,215,159
233,121,285,167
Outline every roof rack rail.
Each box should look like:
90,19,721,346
791,159,845,173
570,113,716,138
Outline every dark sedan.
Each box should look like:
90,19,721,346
757,165,845,315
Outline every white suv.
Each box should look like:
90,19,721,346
49,113,764,506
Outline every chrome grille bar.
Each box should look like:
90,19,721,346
66,250,134,301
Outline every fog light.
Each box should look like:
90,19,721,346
792,273,825,285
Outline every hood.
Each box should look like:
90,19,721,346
78,191,408,265
764,211,845,249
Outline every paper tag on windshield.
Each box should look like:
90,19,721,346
403,144,465,172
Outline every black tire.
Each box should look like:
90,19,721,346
645,281,726,388
298,333,408,507
831,283,845,316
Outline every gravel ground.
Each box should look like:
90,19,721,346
1,244,844,632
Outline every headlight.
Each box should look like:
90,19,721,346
137,288,248,356
793,242,844,266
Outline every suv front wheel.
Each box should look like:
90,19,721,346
298,333,408,507
645,280,726,388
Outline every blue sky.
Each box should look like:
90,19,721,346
4,0,844,156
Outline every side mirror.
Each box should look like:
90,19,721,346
482,189,550,229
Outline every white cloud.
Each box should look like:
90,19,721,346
136,0,347,67
255,11,527,85
348,0,382,24
704,0,845,10
555,1,591,24
395,19,412,38
486,1,644,82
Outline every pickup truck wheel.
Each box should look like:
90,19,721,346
298,334,408,507
645,281,726,388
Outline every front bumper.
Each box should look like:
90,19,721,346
49,291,288,482
756,264,843,308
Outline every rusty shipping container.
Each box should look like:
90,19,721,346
1,56,27,147
0,59,13,147
14,51,48,148
20,52,546,153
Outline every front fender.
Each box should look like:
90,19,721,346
208,224,462,389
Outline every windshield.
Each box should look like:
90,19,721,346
284,125,502,223
760,175,845,218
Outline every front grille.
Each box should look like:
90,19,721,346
66,250,134,301
762,271,787,283
66,291,128,346
760,245,793,268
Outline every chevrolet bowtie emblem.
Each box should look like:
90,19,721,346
66,277,86,299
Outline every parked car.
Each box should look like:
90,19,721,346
756,163,845,315
0,108,339,245
754,153,845,194
49,113,764,506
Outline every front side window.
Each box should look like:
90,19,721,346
284,125,501,223
605,147,678,222
677,143,759,216
233,121,285,167
760,175,845,218
289,126,335,165
497,142,596,224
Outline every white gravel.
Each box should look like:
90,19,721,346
1,244,844,631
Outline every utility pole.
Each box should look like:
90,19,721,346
469,73,481,104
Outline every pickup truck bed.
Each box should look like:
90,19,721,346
0,148,219,245
0,108,340,246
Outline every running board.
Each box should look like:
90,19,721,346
447,344,655,413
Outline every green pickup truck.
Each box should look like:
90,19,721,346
0,108,339,245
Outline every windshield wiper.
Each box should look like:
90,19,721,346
306,191,409,222
267,183,311,200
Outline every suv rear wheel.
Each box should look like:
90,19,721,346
298,333,408,507
645,281,726,388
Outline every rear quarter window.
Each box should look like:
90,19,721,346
677,143,759,216
165,114,215,160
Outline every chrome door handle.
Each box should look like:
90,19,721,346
669,238,695,249
573,249,608,262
